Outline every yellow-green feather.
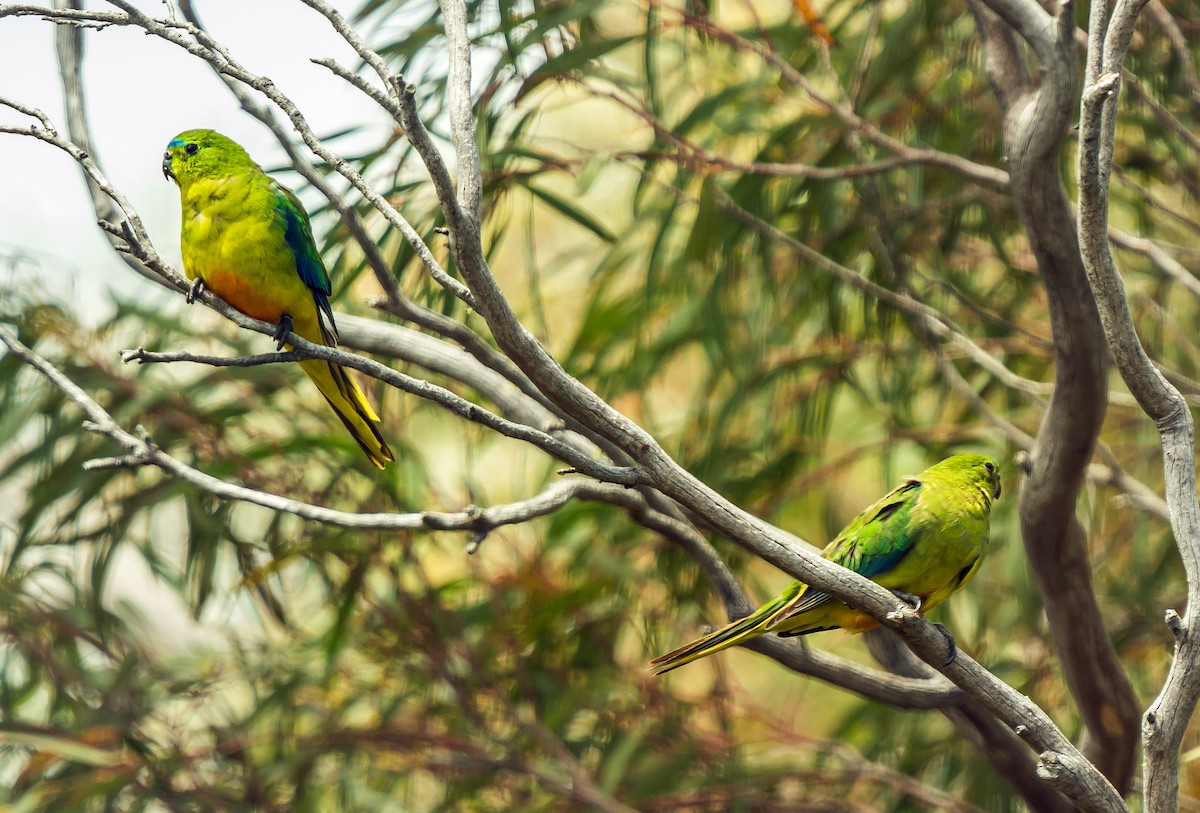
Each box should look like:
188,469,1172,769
651,454,1000,675
164,129,393,468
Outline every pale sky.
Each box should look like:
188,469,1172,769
0,0,402,654
0,0,391,323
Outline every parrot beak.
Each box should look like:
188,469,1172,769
993,479,1002,500
162,151,175,182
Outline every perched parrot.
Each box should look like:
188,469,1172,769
162,129,393,468
650,453,1001,675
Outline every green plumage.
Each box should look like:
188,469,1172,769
162,129,393,468
651,454,1001,675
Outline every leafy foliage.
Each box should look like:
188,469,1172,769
5,0,1200,809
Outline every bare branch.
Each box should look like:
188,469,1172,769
53,0,169,288
336,314,566,431
970,0,1142,798
120,347,301,368
438,0,482,226
0,95,184,294
428,0,1126,803
1,324,625,535
1077,2,1200,810
296,0,394,93
312,56,397,115
119,338,637,486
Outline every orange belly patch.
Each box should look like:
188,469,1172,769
807,603,883,634
841,612,881,634
203,268,284,324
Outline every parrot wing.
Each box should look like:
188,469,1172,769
272,181,338,343
766,477,924,628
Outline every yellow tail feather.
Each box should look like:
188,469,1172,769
649,606,779,675
298,357,394,469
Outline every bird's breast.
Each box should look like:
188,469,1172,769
202,267,286,324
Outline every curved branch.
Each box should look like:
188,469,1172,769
972,0,1141,795
50,0,168,289
0,4,1132,806
865,630,1076,813
1077,2,1200,810
428,0,1126,805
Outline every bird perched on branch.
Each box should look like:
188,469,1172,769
163,129,393,468
650,454,1001,675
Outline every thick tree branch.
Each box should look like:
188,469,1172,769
866,631,1076,813
335,315,565,432
972,0,1140,796
1077,3,1200,811
428,0,1125,805
0,4,1141,806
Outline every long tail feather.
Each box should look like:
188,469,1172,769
299,357,393,468
650,597,791,675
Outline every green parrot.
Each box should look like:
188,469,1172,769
651,453,1001,675
162,129,393,468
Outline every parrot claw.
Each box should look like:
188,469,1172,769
890,589,923,612
933,622,957,666
273,314,294,351
186,278,205,305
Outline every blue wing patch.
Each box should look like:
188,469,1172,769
849,488,921,579
853,537,914,579
773,480,923,628
273,184,338,343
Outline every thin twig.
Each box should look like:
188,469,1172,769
2,325,622,533
120,341,637,486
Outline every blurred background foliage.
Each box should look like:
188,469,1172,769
3,0,1200,809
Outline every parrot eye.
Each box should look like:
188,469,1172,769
984,461,996,473
184,142,199,155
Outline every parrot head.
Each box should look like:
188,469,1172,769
162,129,257,189
932,453,1002,502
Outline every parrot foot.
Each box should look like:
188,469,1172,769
186,278,206,304
273,314,294,351
890,589,923,612
933,622,957,666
